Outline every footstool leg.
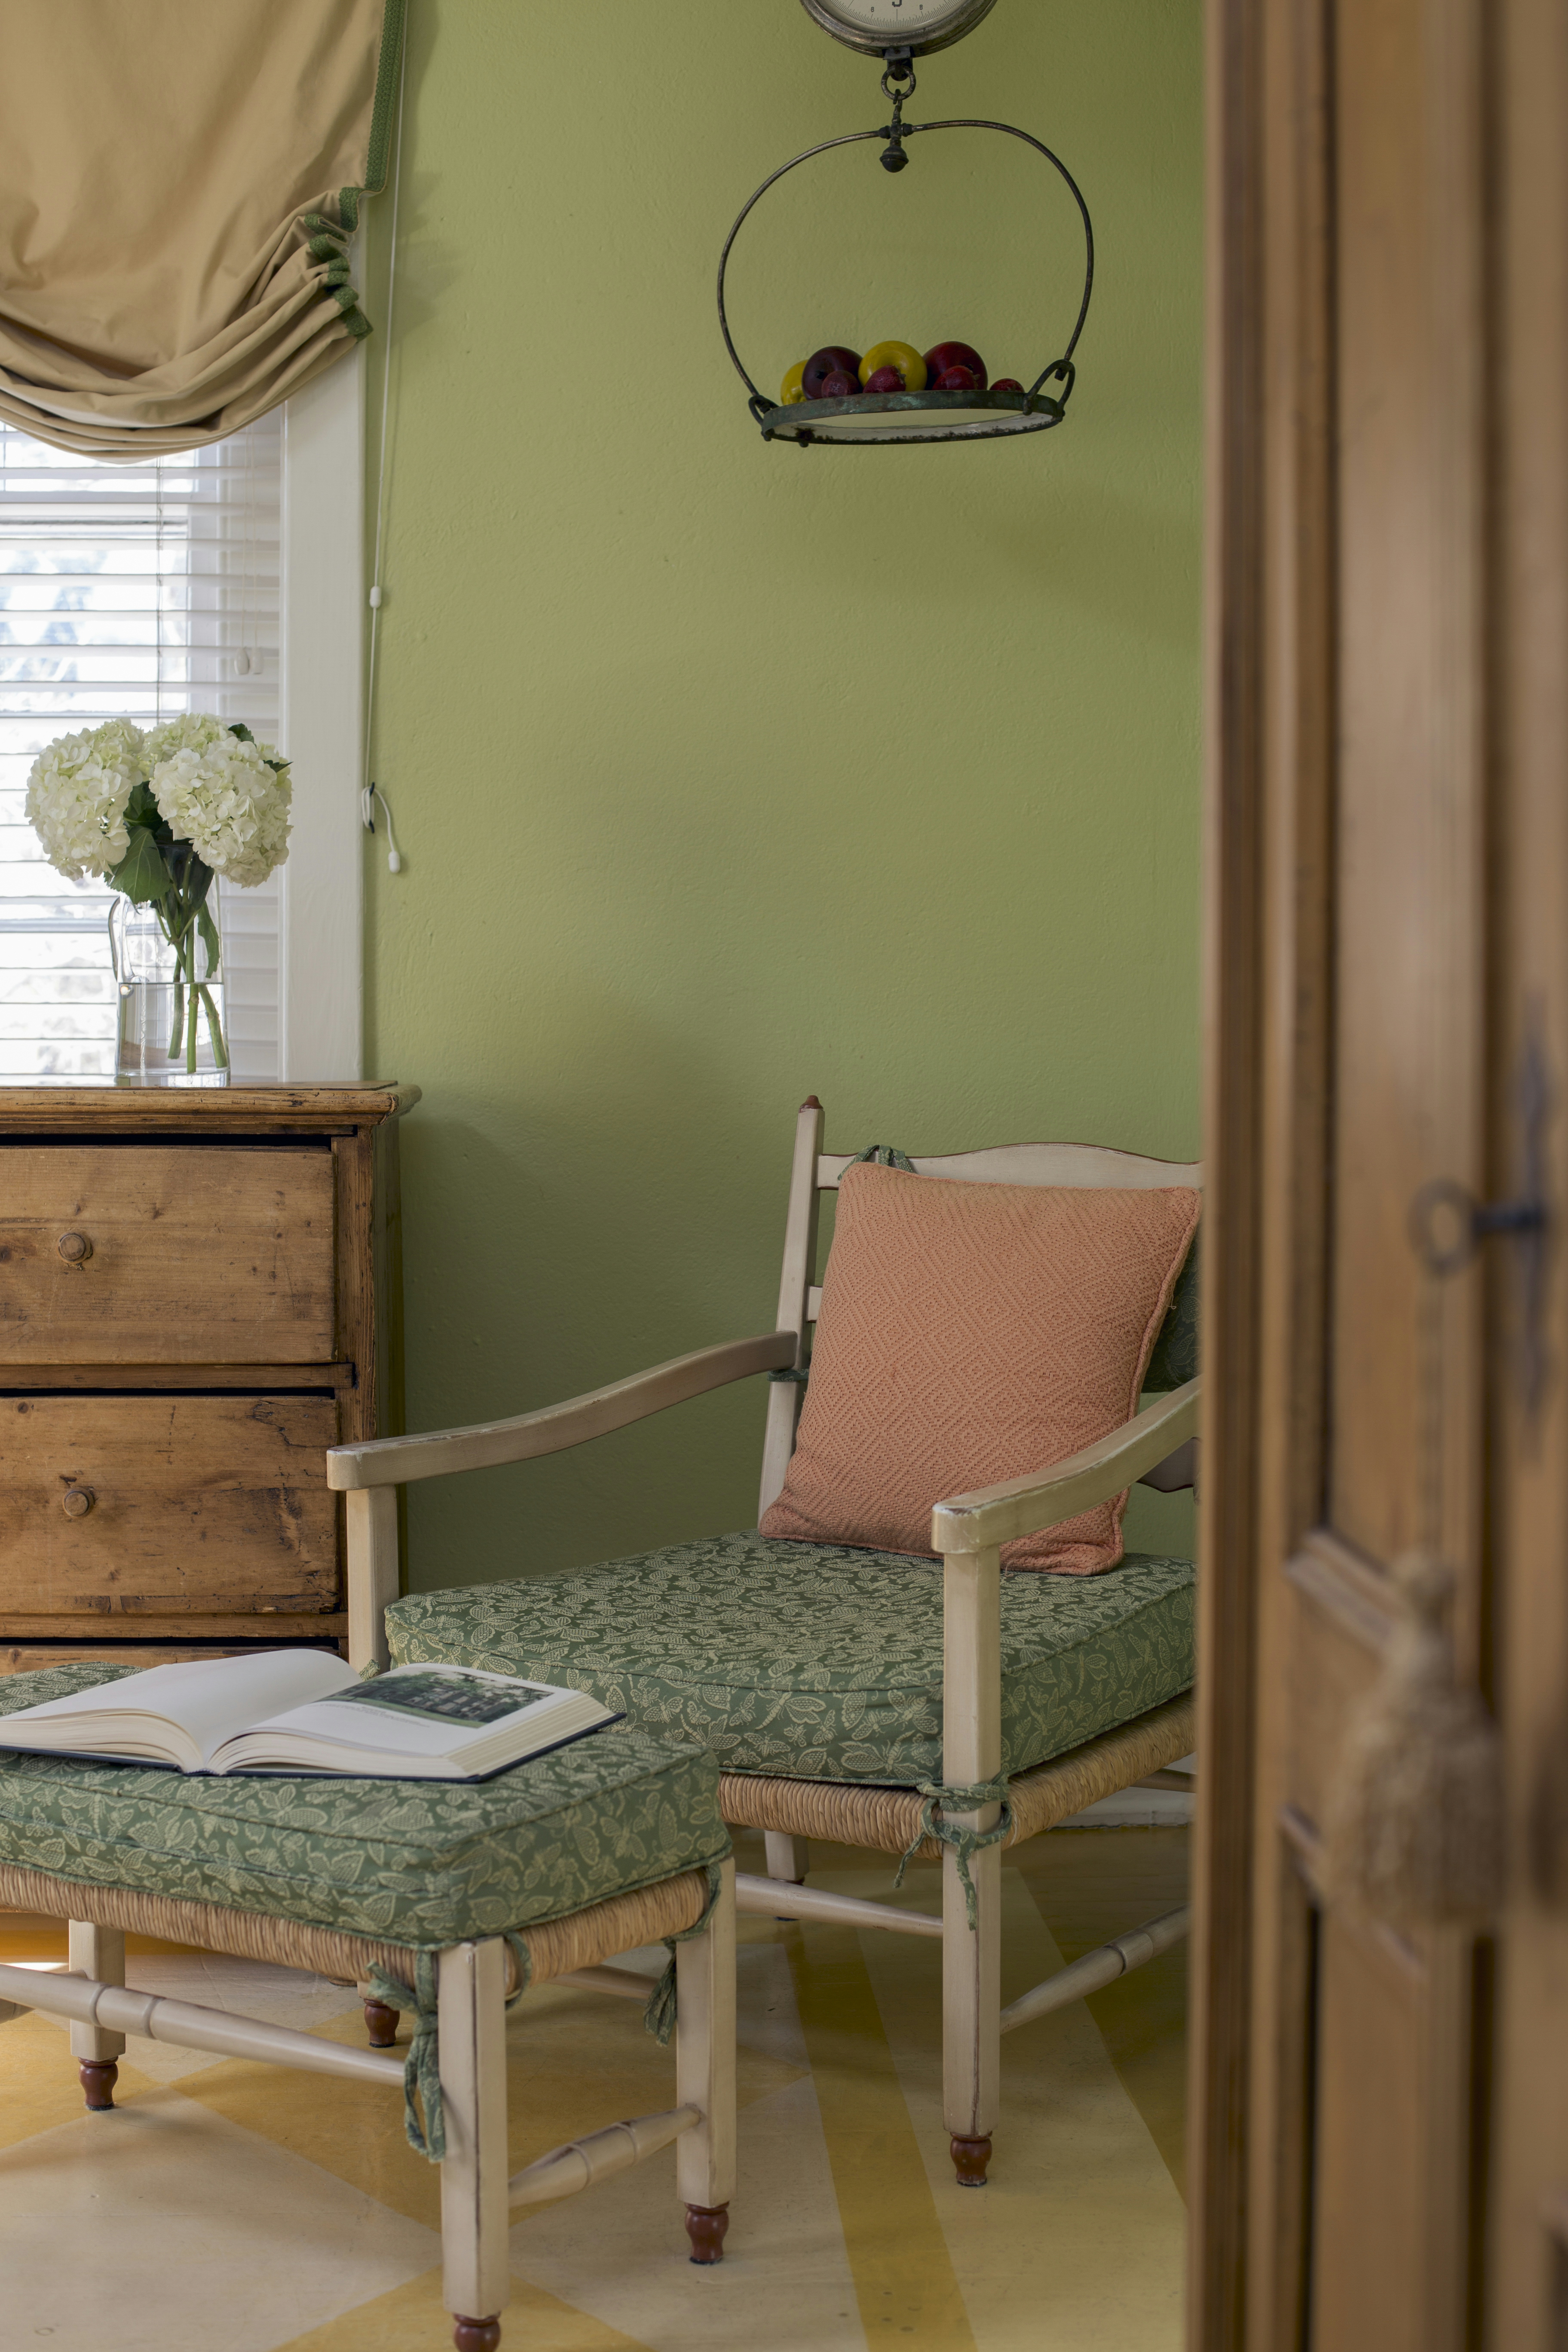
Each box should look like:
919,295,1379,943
439,1940,511,2351
68,1922,126,2111
363,1994,400,2048
677,1858,735,2263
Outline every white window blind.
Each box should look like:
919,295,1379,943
0,416,282,1081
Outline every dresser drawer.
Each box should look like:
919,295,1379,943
0,1146,335,1363
0,1394,340,1620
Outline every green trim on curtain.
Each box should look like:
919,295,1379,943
366,0,409,194
340,0,407,233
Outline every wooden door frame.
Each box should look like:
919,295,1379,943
1187,1,1271,2340
1191,0,1346,2337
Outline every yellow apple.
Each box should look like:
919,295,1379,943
858,340,928,392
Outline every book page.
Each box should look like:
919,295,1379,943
229,1670,567,1761
3,1650,357,1765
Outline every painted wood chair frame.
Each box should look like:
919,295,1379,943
0,1860,736,2352
330,1098,1200,2188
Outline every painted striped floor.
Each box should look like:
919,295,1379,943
0,1825,1187,2352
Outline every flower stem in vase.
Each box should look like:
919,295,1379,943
198,985,228,1070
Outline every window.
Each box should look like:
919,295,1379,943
0,414,283,1080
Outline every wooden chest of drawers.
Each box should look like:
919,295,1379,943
0,1084,416,1672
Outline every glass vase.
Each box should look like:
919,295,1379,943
110,886,229,1088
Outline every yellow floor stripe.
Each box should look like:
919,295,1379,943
839,1864,1185,2352
1008,1828,1190,2197
787,1913,979,2349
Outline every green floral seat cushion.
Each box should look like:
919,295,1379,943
0,1666,729,1953
388,1534,1195,1787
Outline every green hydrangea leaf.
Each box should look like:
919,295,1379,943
122,781,173,841
107,826,172,905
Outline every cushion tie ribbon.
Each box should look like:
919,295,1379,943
641,1861,726,2048
366,1930,533,2162
894,1778,1012,1929
844,1144,917,1173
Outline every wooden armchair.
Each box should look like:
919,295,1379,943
328,1098,1200,2189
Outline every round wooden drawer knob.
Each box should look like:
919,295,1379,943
56,1231,92,1266
60,1488,95,1519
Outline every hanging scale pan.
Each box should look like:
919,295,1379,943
716,64,1094,448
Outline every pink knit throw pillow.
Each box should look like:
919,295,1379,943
759,1162,1200,1573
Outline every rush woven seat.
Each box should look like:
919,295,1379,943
386,1535,1195,1788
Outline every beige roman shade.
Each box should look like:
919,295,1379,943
0,0,403,458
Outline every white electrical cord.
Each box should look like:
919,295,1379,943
362,15,408,874
360,782,402,872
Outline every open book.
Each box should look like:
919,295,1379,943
0,1651,622,1781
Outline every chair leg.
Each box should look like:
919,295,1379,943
763,1831,809,1886
676,1859,736,2263
941,1842,1001,2186
439,1941,511,2351
940,1543,1003,2186
68,1921,126,2111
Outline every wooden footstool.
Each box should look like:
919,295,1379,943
0,1664,736,2352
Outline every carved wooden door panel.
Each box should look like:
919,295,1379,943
1193,0,1568,2346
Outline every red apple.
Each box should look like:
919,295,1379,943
992,377,1025,394
865,364,905,395
802,346,863,399
820,369,859,399
924,341,988,392
935,364,978,393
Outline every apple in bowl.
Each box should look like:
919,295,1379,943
859,340,928,393
801,346,863,400
924,341,988,392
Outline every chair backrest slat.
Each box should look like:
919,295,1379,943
816,1142,1202,1191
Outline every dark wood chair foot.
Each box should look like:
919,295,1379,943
685,2202,730,2264
364,1997,400,2049
79,2058,119,2111
950,2132,992,2187
451,2318,502,2352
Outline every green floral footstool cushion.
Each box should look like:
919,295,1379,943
0,1665,729,1951
388,1534,1196,1788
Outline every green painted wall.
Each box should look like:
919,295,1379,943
362,0,1204,1593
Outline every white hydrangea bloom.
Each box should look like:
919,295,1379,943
143,713,230,768
23,719,146,882
150,732,292,888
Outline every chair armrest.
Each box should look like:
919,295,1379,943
327,1330,799,1492
930,1378,1201,1556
